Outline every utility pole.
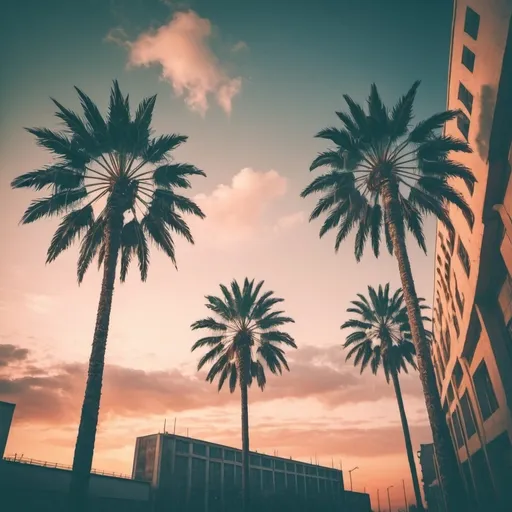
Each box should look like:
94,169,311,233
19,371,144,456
402,479,408,512
377,489,381,512
387,485,394,512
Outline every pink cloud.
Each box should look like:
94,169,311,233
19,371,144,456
127,11,242,115
194,168,288,240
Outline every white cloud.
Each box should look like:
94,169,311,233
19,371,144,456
231,41,248,53
126,11,242,115
25,294,55,315
104,27,129,47
194,168,288,240
274,211,306,232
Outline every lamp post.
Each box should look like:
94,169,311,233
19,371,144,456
402,479,408,512
387,485,394,512
348,466,359,491
377,489,381,512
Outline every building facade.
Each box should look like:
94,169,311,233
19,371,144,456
431,1,512,510
0,401,15,458
132,432,351,512
417,444,445,512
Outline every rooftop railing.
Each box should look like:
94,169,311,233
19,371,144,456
2,454,131,480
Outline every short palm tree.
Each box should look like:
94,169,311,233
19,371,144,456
191,278,297,511
11,81,206,510
302,82,474,509
342,284,431,511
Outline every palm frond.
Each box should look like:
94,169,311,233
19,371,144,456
21,188,87,224
47,205,94,263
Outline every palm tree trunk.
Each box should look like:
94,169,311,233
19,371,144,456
240,377,251,512
391,369,424,511
69,210,123,512
382,179,467,511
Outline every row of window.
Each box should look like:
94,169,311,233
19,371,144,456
173,439,339,479
175,455,341,495
448,360,499,450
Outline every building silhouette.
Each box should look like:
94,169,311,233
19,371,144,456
132,432,360,511
432,0,512,510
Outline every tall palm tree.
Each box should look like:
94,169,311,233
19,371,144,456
11,81,206,510
191,278,297,511
301,82,475,509
342,284,431,511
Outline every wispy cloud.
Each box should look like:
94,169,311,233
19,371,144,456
194,168,288,241
124,10,242,115
274,211,306,232
24,294,55,315
231,41,248,53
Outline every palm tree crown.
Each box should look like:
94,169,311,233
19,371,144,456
341,284,431,381
191,278,297,391
11,80,206,281
301,81,476,260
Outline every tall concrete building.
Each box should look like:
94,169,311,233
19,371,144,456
132,432,353,512
0,401,15,458
431,0,512,510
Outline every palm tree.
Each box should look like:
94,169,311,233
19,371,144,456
302,82,475,509
341,284,431,511
11,81,206,510
191,278,297,511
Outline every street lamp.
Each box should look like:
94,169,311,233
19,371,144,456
377,488,381,512
348,466,359,491
387,485,394,512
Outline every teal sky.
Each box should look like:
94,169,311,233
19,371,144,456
0,0,454,508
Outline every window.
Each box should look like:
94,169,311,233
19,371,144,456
454,315,461,337
296,464,304,474
474,362,499,420
274,459,285,471
224,463,235,486
462,46,476,72
458,83,474,114
224,449,236,461
445,329,452,361
448,384,455,403
463,312,481,365
192,458,206,486
454,360,464,388
193,443,206,457
460,391,477,439
261,457,272,469
458,240,471,276
262,470,274,491
176,439,190,454
235,451,242,463
250,454,261,466
464,7,480,40
306,465,317,476
210,446,222,459
454,277,465,315
452,409,465,448
286,462,295,472
457,111,471,140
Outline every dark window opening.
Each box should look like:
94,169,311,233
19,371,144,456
460,391,477,439
474,362,499,420
464,7,480,40
458,82,474,114
210,446,222,460
464,312,481,365
452,408,465,448
454,315,461,337
457,111,470,140
458,240,471,276
462,46,476,72
454,360,464,388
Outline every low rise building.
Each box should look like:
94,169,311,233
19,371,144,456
132,432,368,511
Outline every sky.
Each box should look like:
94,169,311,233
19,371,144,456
0,0,454,509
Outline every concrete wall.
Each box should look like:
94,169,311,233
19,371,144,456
0,401,15,458
0,459,151,512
